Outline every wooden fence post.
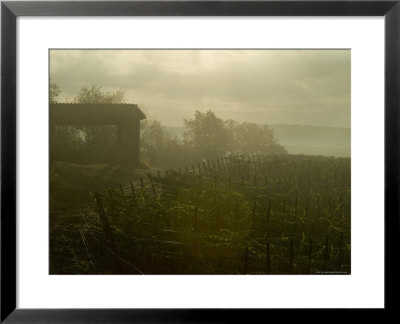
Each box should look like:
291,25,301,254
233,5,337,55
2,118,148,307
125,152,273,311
108,189,113,200
194,207,198,232
252,202,256,230
307,239,313,274
94,192,121,273
140,177,144,190
288,240,294,274
337,232,344,270
323,236,330,271
340,196,343,217
305,197,309,218
119,184,125,203
234,200,239,231
244,247,249,274
129,181,137,206
216,206,220,229
328,196,331,214
174,208,178,228
148,175,157,198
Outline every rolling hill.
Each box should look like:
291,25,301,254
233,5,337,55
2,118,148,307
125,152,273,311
164,124,350,157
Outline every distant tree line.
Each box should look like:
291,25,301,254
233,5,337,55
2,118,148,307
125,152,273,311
50,82,286,167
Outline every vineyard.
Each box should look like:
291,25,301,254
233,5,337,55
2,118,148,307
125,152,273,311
50,153,351,275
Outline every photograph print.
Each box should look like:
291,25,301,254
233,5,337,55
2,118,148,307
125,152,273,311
49,49,351,275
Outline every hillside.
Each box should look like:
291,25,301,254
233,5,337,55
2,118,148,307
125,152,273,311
269,124,350,157
164,124,350,157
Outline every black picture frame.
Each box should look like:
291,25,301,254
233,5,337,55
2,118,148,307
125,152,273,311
1,0,399,322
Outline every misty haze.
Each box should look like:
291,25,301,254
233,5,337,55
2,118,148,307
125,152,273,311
50,49,351,275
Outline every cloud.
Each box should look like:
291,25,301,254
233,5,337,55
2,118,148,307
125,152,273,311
50,49,350,127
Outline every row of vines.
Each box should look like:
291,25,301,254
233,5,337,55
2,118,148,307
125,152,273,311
51,153,351,274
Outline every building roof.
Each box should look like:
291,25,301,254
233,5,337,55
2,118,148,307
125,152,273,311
50,103,146,125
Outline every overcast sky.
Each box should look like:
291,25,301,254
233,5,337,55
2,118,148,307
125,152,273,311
50,49,350,128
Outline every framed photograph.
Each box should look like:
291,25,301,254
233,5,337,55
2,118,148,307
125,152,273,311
1,0,399,321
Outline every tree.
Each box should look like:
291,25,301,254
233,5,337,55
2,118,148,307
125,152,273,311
229,121,287,155
140,119,165,163
183,110,286,161
183,110,234,159
74,85,125,104
50,80,61,103
140,119,185,167
49,80,63,163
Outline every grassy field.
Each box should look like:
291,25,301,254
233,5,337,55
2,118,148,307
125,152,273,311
50,154,351,275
